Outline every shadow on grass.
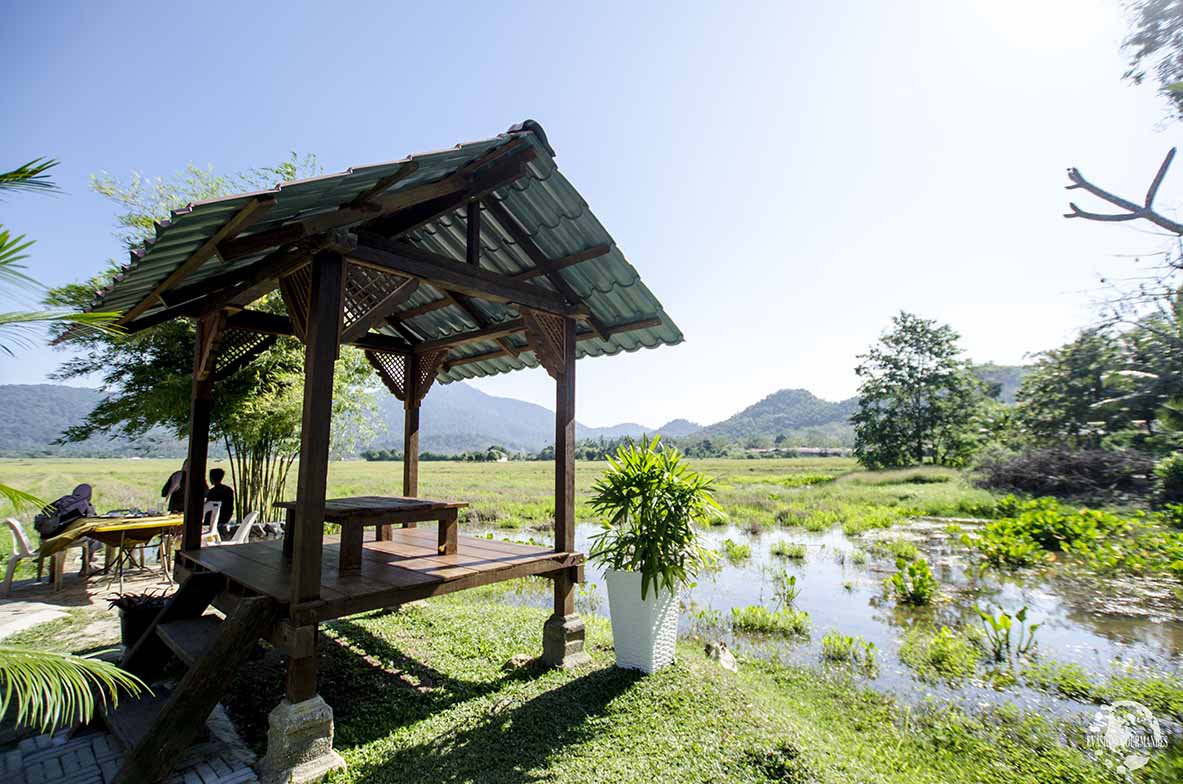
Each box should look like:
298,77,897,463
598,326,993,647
222,614,565,753
347,666,642,784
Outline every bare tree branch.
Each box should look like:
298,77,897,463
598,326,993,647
1064,148,1183,236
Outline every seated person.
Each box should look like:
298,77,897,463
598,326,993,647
205,468,235,538
33,484,96,540
161,459,202,514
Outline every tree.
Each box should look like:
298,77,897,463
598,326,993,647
851,312,984,469
1122,1,1183,120
51,155,375,521
1016,329,1123,449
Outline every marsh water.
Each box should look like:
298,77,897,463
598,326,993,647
487,519,1183,721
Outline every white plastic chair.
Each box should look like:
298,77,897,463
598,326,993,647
201,501,222,546
4,518,88,597
223,511,258,546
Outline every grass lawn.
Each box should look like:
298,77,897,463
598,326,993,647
213,588,1175,784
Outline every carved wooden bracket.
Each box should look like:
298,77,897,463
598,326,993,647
278,264,313,342
522,309,571,380
340,262,418,344
365,349,448,408
213,330,278,381
195,312,226,381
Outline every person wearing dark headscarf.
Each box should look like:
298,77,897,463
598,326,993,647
161,459,204,514
33,483,96,539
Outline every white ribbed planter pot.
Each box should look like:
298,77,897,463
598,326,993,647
605,569,680,674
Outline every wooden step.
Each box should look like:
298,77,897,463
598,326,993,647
103,686,172,751
157,615,223,668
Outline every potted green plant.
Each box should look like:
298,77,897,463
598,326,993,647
108,590,170,648
588,437,721,673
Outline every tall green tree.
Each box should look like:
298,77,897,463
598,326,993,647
851,312,984,469
51,155,375,521
1016,329,1123,449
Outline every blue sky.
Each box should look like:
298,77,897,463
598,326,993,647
1,1,1178,427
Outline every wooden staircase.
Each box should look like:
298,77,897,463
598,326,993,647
103,571,279,784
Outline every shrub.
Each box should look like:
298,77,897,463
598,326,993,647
972,448,1155,500
1155,453,1183,506
886,557,938,605
730,605,810,637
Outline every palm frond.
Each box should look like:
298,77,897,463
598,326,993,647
0,311,121,355
0,228,37,290
0,646,146,733
0,159,60,198
0,483,45,513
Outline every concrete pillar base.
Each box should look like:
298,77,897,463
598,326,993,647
256,695,346,784
541,613,592,668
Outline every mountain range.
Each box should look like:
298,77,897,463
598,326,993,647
0,362,1027,458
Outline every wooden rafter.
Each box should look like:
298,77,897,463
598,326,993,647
440,317,663,372
347,161,420,208
412,317,524,354
118,196,275,325
482,196,609,338
350,232,584,316
161,245,307,309
443,291,521,358
465,200,481,266
508,244,612,281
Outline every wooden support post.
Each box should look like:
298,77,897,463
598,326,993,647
553,317,576,615
542,317,589,667
286,249,344,704
403,354,420,501
182,320,214,552
466,200,480,266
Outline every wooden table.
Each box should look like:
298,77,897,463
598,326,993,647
88,516,184,590
274,496,468,574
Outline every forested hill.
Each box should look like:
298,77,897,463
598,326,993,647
0,365,1026,457
692,389,859,447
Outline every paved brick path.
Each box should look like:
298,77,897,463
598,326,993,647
1,706,257,784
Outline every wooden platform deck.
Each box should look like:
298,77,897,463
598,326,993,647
179,528,583,621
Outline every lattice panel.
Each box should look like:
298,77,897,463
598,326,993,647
278,265,312,341
342,264,412,333
415,350,448,403
522,309,568,380
214,329,277,380
365,350,407,400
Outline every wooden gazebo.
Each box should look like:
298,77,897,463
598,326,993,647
83,121,682,783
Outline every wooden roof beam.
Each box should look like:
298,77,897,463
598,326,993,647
225,308,412,353
117,196,275,325
440,317,662,371
349,232,586,317
411,318,524,354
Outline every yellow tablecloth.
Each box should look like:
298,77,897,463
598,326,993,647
39,515,183,556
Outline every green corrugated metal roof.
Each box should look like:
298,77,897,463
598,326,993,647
90,121,682,383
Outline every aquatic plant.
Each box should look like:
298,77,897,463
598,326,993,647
820,631,877,675
722,538,752,562
730,605,810,637
850,548,868,566
886,557,938,606
975,605,1040,663
773,571,801,608
771,541,807,560
899,626,983,684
